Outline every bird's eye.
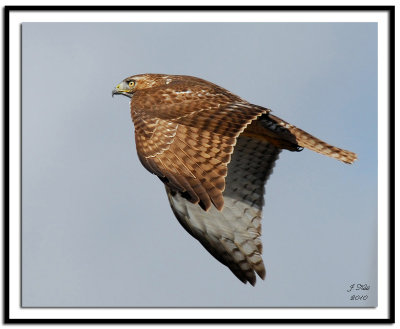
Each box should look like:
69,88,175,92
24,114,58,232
128,81,136,87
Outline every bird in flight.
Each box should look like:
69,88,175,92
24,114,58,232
112,74,357,286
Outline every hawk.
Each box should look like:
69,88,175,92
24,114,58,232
112,74,357,286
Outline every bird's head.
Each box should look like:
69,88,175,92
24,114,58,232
112,74,177,98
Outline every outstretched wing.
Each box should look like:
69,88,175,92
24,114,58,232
131,81,269,211
166,135,281,285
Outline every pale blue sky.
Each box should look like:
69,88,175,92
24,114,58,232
22,22,377,307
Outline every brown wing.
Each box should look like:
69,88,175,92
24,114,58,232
131,81,269,210
166,135,281,285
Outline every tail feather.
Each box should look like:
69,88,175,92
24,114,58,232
268,114,357,164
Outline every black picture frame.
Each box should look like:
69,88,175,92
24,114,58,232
3,5,395,324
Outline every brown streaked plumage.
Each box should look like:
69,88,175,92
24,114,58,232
112,73,357,286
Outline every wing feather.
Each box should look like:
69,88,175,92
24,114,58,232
131,83,269,210
166,135,281,285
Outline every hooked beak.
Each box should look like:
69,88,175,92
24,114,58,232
112,81,132,98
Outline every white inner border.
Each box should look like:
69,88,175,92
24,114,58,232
8,9,389,320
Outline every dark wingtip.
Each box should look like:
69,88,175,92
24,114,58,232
258,269,266,281
212,196,224,212
198,200,209,211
